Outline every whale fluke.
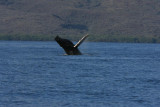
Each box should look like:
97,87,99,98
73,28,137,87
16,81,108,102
55,34,89,55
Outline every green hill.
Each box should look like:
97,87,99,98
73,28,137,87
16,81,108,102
0,0,160,42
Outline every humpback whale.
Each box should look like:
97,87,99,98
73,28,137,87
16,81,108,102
55,34,89,55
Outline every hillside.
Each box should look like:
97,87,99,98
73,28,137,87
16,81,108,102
0,0,160,42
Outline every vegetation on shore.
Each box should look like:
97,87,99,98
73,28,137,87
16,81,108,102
0,34,160,43
0,1,160,42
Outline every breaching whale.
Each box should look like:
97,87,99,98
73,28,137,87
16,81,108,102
55,34,89,55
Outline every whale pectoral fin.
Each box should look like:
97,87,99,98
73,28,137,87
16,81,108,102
74,34,89,48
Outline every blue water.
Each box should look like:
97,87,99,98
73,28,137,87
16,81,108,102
0,41,160,107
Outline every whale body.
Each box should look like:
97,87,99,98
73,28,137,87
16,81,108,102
55,34,89,55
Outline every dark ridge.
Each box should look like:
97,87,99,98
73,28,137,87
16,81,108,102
61,24,88,30
157,11,160,15
52,14,64,21
75,0,101,8
0,0,14,5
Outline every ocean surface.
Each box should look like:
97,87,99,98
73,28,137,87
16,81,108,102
0,41,160,107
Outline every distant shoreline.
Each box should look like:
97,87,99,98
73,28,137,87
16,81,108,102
0,34,159,43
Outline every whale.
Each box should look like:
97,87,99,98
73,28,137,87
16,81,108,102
55,34,89,55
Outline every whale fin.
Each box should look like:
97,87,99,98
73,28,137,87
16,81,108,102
74,34,89,48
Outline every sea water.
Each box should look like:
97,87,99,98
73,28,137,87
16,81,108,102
0,41,160,107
